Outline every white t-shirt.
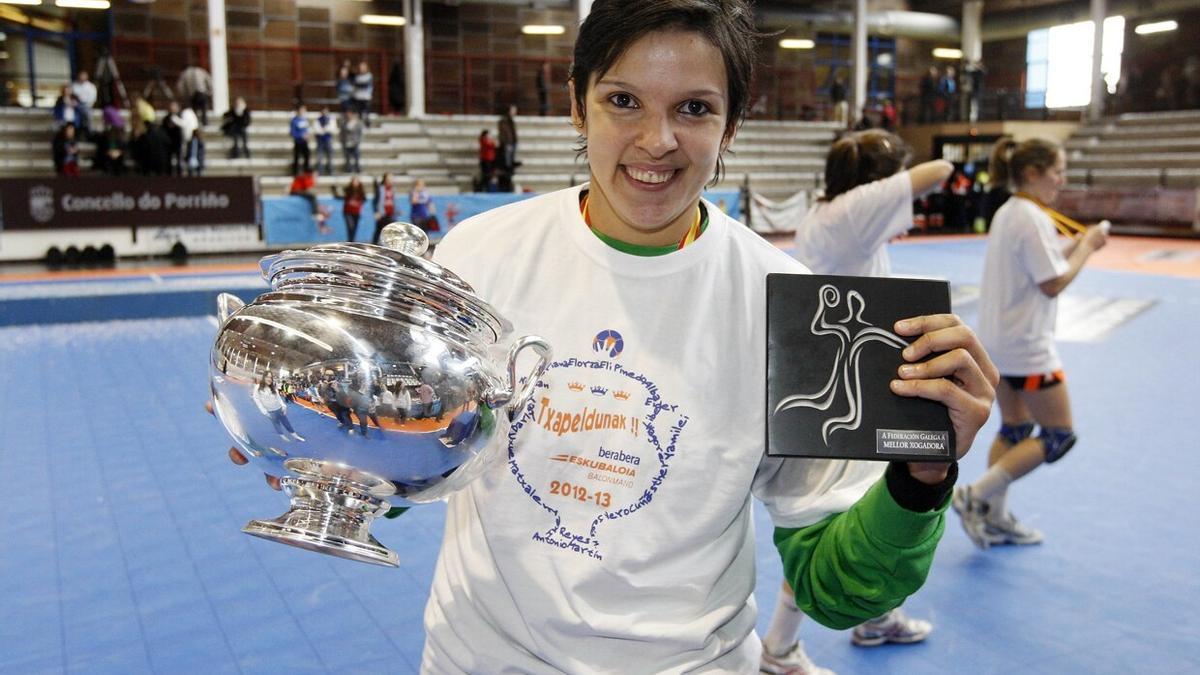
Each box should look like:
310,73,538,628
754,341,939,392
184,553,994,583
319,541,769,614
793,171,914,277
424,184,883,674
977,196,1070,375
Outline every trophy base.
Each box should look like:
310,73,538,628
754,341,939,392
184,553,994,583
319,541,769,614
243,460,399,567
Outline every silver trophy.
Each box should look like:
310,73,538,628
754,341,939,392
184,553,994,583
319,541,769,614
209,223,551,567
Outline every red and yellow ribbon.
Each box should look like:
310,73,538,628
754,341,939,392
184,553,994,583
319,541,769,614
1015,191,1088,238
581,193,703,251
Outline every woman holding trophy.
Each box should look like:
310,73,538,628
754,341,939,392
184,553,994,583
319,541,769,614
216,1,997,671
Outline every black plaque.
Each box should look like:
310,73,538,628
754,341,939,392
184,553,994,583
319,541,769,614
767,274,955,462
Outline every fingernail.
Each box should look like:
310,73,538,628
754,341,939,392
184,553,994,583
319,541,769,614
899,364,916,377
890,379,904,391
902,347,914,359
896,320,911,331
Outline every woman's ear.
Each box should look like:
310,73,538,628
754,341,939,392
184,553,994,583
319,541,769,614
568,79,585,136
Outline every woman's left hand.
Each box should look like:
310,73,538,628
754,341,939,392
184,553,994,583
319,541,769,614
889,314,998,485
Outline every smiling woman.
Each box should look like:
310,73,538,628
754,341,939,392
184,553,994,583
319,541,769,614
566,2,758,247
214,0,999,672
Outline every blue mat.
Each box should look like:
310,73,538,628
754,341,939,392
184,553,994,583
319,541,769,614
2,239,1199,673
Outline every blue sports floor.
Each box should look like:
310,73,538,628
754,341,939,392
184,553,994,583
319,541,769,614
2,237,1199,674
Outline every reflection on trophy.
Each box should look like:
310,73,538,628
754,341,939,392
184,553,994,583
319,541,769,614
209,223,551,566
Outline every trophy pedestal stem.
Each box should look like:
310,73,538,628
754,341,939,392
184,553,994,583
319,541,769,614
243,469,398,567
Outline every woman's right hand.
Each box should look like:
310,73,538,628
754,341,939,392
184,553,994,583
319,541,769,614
1082,223,1109,251
205,400,283,491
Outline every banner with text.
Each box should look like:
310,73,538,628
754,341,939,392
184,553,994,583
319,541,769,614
262,189,742,246
0,177,258,230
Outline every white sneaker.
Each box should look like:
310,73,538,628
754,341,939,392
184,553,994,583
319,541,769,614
290,432,306,442
983,512,1044,546
851,608,933,647
951,485,991,550
760,641,835,675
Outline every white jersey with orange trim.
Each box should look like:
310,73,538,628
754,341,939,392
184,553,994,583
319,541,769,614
978,196,1071,375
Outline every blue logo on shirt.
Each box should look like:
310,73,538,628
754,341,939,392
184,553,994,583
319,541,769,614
592,330,624,359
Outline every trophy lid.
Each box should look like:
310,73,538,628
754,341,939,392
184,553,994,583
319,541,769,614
259,223,510,344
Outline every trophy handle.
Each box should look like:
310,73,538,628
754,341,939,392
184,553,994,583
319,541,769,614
487,335,552,417
216,293,245,323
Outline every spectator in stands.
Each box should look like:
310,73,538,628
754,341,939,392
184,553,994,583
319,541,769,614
290,169,330,234
919,66,938,124
478,129,497,190
498,104,519,186
853,105,874,131
53,85,83,132
314,107,338,175
829,72,848,125
102,104,124,132
778,129,954,671
177,64,213,125
95,124,128,176
162,101,185,175
129,118,170,176
222,96,252,159
939,65,958,122
334,175,367,242
880,98,897,131
186,128,205,177
290,104,312,176
409,178,436,233
536,61,551,116
353,60,374,127
372,172,397,244
336,63,354,113
388,60,406,113
71,71,97,138
963,60,985,123
953,137,1107,551
52,123,81,176
340,108,363,173
132,93,156,127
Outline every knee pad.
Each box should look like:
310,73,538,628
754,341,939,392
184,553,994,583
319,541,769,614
1039,427,1077,464
999,421,1036,446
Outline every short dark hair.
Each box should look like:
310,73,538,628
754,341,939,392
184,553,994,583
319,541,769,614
821,129,912,201
569,0,762,184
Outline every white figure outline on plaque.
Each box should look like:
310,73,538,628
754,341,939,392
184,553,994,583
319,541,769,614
774,284,908,445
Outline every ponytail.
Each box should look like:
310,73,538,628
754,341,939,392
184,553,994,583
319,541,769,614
989,137,1017,189
991,137,1060,189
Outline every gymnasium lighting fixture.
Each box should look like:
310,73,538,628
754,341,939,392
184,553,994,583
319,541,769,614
932,47,963,59
360,14,405,26
0,0,41,6
55,0,109,7
779,38,815,49
521,25,565,35
1134,20,1177,35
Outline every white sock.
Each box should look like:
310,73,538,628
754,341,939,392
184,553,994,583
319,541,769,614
986,489,1009,521
762,588,804,657
971,465,1014,504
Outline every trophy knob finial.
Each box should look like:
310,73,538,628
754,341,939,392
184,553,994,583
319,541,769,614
380,222,429,257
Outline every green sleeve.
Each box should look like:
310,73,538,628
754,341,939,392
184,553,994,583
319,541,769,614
773,472,949,629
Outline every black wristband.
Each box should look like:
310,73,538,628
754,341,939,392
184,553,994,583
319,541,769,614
885,460,958,513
